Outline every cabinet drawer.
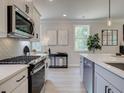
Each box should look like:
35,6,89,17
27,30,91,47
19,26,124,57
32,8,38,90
0,69,28,93
95,64,124,92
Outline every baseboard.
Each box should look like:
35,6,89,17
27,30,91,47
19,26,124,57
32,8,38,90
68,64,80,67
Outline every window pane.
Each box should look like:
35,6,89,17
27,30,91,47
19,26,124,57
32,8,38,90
75,25,89,51
112,41,117,45
32,42,42,52
75,25,89,38
75,39,88,51
102,30,118,46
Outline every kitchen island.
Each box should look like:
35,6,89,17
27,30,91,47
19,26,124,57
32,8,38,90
80,54,124,93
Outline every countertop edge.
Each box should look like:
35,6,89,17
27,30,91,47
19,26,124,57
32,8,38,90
80,54,124,79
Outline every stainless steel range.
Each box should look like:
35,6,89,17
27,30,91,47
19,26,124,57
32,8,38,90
0,56,46,93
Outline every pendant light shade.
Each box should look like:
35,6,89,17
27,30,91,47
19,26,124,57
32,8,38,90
107,19,112,26
107,0,112,26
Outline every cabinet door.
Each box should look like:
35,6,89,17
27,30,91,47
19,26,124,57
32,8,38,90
12,80,28,93
0,0,7,37
109,85,121,93
25,0,33,18
31,7,41,41
13,0,25,12
95,73,122,93
95,73,109,93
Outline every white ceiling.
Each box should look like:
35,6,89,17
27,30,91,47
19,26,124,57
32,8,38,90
33,0,124,20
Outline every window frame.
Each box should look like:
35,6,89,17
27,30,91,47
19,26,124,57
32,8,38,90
74,25,90,52
101,29,118,46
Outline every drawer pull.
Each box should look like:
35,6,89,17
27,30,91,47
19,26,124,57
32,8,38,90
108,88,111,93
105,86,108,93
16,75,25,82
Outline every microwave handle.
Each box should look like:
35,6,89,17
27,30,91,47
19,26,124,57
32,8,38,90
36,33,38,38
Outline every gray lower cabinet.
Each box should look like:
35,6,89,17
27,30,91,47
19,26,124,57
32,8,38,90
95,64,123,93
95,73,109,93
95,72,121,93
110,84,121,93
80,56,124,93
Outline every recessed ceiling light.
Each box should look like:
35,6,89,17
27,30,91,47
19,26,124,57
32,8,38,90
49,0,53,2
63,14,67,17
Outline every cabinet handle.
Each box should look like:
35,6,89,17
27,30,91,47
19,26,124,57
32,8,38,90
25,4,29,14
108,88,111,93
36,33,38,38
105,86,108,93
16,75,25,82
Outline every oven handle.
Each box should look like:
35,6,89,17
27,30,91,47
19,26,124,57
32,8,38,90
33,64,45,74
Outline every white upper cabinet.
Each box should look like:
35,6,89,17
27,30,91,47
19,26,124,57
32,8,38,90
12,0,33,19
0,0,7,37
30,7,41,41
25,0,33,18
13,0,26,13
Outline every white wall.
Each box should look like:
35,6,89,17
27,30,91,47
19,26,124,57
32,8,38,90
41,19,123,67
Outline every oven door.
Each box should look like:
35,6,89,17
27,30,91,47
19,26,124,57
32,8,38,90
32,64,45,93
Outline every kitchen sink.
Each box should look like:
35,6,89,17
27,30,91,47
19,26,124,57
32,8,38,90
106,63,124,71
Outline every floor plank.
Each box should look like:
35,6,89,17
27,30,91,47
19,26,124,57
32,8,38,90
45,67,86,93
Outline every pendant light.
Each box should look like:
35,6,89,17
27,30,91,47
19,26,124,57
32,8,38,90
107,0,112,26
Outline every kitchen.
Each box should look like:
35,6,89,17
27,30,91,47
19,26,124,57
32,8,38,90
0,0,124,93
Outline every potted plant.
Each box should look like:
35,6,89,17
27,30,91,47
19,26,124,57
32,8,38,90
87,33,101,53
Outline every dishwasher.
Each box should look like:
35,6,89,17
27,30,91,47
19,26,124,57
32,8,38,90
83,58,94,93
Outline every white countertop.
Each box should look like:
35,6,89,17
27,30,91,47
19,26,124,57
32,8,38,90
80,54,124,79
30,53,48,57
0,65,28,85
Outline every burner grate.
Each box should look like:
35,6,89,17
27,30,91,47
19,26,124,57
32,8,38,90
0,56,41,64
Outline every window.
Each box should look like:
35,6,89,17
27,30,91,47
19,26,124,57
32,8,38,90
102,29,118,46
31,42,42,52
74,25,90,51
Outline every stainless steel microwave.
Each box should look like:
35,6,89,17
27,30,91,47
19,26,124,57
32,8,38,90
7,5,34,38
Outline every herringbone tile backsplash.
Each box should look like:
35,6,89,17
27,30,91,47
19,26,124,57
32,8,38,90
0,38,30,60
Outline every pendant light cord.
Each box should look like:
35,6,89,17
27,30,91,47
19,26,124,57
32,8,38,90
109,0,111,19
107,0,112,26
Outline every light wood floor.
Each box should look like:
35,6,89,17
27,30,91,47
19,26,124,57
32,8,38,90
45,67,86,93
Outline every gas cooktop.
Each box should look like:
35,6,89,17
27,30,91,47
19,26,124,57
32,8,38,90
0,56,41,64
